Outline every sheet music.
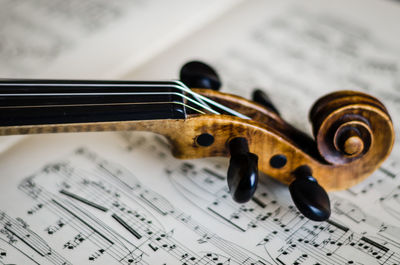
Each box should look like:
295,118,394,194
0,0,400,264
0,130,399,264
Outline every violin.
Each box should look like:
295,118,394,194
0,61,394,222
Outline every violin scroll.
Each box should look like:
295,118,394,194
310,90,394,165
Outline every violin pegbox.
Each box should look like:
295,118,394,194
180,61,260,203
179,61,394,222
251,88,331,221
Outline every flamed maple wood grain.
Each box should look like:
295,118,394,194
0,89,394,191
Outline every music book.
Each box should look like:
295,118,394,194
0,0,399,264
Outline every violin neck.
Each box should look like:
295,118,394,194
0,80,187,130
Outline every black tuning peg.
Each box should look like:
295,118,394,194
180,61,221,91
252,89,280,116
289,166,331,221
227,137,258,203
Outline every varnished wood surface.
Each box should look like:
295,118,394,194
0,89,394,191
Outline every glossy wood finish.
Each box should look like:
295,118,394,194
0,88,394,191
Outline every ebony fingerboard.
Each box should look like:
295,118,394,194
0,80,186,126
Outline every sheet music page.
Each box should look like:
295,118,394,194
0,0,400,264
0,0,242,79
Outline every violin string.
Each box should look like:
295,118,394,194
173,101,206,115
0,81,249,119
0,101,206,115
0,91,218,116
0,83,217,116
173,80,250,119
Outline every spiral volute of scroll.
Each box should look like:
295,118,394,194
309,91,394,165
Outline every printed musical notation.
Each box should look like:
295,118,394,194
0,137,252,264
167,154,400,264
0,2,399,263
0,131,398,264
121,133,400,265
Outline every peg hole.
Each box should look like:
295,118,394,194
270,154,287,168
196,133,214,147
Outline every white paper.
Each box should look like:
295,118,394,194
0,0,400,264
0,0,243,79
